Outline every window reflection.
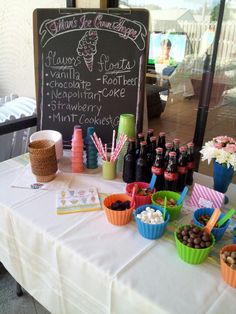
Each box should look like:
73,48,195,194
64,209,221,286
120,0,236,180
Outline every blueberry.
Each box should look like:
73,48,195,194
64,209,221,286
124,200,131,209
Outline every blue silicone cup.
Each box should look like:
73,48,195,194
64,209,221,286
193,207,231,242
134,204,170,240
233,226,236,244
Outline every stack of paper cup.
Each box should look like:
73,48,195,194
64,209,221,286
71,126,84,172
85,127,98,169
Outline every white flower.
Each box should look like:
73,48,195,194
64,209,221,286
200,136,236,170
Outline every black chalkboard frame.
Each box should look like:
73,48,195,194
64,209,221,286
33,8,149,146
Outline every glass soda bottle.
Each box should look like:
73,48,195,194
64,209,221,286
135,132,145,160
186,142,195,185
122,138,136,183
135,141,148,182
152,147,164,191
177,146,187,192
146,129,154,150
157,132,166,153
172,138,180,161
164,151,178,191
146,136,157,182
164,142,172,169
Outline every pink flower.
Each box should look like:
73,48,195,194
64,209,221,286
228,137,236,144
214,143,223,149
214,136,231,146
224,144,236,154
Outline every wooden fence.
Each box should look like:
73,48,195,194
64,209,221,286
178,21,236,65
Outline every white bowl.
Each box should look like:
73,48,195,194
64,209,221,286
30,130,63,160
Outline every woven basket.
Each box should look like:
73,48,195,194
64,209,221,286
28,139,58,182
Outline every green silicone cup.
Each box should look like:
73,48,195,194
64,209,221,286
117,114,135,138
152,190,182,221
175,226,215,265
102,160,117,180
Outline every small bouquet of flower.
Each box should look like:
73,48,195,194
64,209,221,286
200,136,236,170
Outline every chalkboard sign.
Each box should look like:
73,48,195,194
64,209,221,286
33,8,149,145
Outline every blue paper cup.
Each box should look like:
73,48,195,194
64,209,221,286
134,204,170,240
193,207,230,242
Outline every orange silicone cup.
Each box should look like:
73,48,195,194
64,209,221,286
103,194,135,226
126,182,155,208
220,244,236,288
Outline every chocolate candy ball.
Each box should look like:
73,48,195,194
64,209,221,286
177,225,213,249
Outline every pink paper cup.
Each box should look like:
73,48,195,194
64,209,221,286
126,182,155,208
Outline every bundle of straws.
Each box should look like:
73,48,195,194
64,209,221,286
90,130,127,162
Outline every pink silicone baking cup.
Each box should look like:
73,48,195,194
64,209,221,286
126,182,155,208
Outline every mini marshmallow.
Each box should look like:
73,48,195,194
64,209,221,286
136,207,164,224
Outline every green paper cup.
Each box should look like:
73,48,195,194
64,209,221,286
117,114,135,138
175,225,215,264
152,190,182,221
102,160,117,180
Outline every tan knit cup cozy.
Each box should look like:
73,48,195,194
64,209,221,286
28,140,58,182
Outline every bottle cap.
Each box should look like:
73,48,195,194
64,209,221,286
165,142,172,148
169,151,176,157
156,147,163,153
150,136,157,142
138,133,145,138
140,141,147,146
147,128,154,134
159,132,166,137
128,137,135,142
173,138,180,144
180,146,187,152
187,142,194,148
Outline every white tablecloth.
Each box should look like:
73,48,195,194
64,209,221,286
0,154,236,314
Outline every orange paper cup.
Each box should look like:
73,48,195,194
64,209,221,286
103,194,135,226
220,244,236,288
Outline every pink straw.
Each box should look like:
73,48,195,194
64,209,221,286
99,137,107,161
105,144,107,160
111,129,116,161
90,135,104,159
112,134,127,161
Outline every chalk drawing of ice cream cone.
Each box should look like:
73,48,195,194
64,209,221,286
83,55,93,72
81,196,88,204
69,190,75,197
77,30,98,72
61,199,66,206
70,199,78,205
61,191,66,198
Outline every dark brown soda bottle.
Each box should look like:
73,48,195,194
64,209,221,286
172,138,180,161
146,136,157,182
177,146,187,192
186,142,195,185
136,132,145,160
122,138,136,183
152,147,164,191
164,151,178,191
157,132,166,153
164,142,172,169
135,141,148,182
146,129,154,149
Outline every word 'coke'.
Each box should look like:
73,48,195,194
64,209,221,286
164,151,178,191
152,147,164,191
